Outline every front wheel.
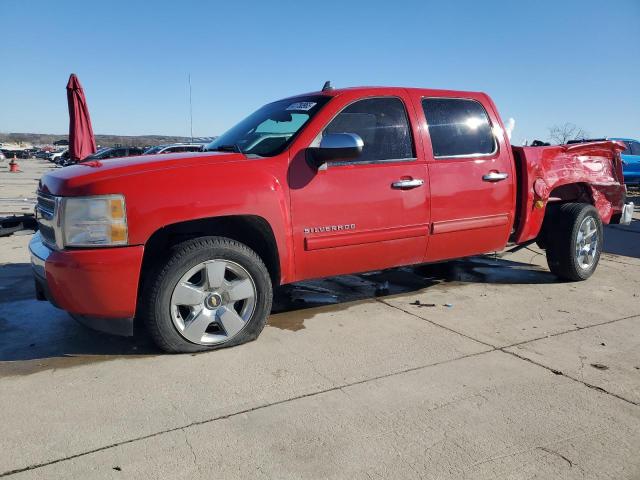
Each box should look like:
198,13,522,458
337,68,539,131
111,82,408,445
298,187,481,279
545,203,603,281
142,236,273,353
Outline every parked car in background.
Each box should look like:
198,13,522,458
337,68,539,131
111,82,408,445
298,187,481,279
82,146,144,161
58,150,72,166
54,147,110,166
50,149,68,164
1,149,30,159
611,138,640,185
0,150,5,162
143,144,204,155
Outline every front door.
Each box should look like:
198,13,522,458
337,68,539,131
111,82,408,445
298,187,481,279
408,94,516,262
288,94,430,280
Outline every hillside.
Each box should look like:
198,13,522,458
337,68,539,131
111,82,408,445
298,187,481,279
0,132,214,148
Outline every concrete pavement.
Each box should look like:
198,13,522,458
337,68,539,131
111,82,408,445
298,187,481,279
0,160,639,478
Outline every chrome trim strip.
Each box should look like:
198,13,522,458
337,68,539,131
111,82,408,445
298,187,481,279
329,157,418,167
482,172,509,182
433,150,498,160
29,232,51,278
432,214,510,235
391,178,424,189
36,192,64,250
305,223,429,251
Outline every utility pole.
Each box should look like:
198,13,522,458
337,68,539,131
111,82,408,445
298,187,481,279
188,74,194,143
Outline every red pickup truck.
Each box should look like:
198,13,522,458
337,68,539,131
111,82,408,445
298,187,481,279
31,85,634,352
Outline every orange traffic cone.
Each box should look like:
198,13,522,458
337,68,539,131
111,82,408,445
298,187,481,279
8,155,20,173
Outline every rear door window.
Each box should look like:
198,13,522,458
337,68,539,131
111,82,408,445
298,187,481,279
422,98,496,158
630,141,640,156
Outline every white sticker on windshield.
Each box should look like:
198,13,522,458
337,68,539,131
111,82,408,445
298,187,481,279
286,102,317,111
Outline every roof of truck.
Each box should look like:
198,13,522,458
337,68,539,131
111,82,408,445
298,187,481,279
282,86,487,100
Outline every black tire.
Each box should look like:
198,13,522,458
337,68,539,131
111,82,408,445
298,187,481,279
142,236,272,353
544,203,603,281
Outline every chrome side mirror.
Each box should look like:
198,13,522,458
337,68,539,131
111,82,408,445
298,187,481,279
308,133,364,168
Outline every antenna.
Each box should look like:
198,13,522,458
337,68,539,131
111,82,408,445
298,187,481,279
322,80,333,92
188,74,194,143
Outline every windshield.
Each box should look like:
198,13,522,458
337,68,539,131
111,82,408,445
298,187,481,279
85,148,116,160
85,149,109,160
143,145,165,155
205,95,331,157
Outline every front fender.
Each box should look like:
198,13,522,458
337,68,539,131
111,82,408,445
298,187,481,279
74,160,294,283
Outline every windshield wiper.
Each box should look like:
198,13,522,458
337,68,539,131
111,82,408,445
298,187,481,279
210,144,243,153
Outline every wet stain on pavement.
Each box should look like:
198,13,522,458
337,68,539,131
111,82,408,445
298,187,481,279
268,310,309,332
0,253,560,373
267,255,557,332
433,256,557,284
0,354,153,378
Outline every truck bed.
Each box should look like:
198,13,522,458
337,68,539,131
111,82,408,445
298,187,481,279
511,140,627,244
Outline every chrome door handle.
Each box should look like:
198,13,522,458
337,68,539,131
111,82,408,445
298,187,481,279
391,179,424,190
482,172,509,182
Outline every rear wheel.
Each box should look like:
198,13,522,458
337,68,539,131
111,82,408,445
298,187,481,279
143,236,272,353
545,203,602,281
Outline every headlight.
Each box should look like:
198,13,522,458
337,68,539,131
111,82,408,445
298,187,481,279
61,195,128,247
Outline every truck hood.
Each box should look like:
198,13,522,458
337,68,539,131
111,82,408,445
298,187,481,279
39,151,246,195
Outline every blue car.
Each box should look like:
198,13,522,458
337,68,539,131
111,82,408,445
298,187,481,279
611,138,640,185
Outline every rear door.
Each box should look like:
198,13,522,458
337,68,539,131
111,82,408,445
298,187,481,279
408,93,516,262
288,91,430,280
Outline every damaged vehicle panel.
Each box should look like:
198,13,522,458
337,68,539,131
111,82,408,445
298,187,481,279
512,140,628,244
29,86,634,352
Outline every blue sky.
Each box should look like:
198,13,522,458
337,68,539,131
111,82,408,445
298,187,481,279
1,0,638,145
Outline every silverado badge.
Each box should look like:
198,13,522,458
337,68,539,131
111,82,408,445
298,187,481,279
304,224,356,234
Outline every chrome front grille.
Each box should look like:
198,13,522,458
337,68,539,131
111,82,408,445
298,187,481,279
36,191,58,247
37,192,55,216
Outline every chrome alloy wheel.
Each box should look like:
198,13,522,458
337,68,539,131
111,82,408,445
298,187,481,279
170,259,257,345
576,216,599,269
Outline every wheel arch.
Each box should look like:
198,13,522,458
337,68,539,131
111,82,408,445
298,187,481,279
515,180,617,245
535,183,593,245
138,215,281,301
545,181,619,224
547,182,593,204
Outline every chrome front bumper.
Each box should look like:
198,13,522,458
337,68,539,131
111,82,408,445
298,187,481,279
30,232,50,278
29,232,57,305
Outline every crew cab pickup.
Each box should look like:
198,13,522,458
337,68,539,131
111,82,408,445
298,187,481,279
30,86,635,353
